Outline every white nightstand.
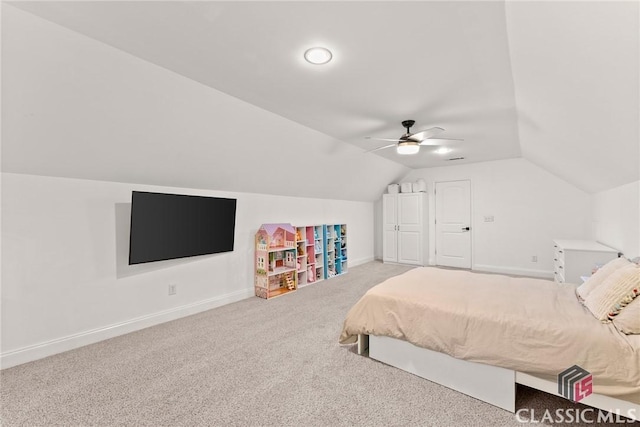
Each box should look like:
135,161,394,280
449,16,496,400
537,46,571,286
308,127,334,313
553,240,618,285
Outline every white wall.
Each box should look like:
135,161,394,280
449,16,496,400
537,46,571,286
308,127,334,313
0,5,396,369
591,180,640,258
1,173,374,368
376,158,592,277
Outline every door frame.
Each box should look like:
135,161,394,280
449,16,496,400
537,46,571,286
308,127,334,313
433,179,473,269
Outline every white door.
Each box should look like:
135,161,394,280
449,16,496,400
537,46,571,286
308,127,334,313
382,194,398,262
435,180,471,268
397,194,423,265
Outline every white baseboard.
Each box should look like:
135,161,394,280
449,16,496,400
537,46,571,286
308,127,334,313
473,264,554,279
1,288,254,370
349,256,374,267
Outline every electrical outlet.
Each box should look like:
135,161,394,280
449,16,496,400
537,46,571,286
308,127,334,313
531,255,538,263
168,284,177,295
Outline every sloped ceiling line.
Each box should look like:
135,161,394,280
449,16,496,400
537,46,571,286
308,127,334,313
4,1,639,196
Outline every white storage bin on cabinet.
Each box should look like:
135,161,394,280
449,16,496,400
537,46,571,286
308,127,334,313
387,184,400,194
412,179,427,192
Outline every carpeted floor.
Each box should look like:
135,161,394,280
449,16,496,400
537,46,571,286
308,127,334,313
1,261,637,426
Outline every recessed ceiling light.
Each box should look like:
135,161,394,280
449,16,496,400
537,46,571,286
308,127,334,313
434,147,452,155
304,47,332,65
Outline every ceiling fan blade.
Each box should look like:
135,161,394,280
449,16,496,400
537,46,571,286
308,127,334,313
419,138,464,146
364,137,402,143
365,143,396,153
410,127,445,141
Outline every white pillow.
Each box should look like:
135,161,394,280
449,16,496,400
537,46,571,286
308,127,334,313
613,297,640,334
584,263,640,321
576,257,630,301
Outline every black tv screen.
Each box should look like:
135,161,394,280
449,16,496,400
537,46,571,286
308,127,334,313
129,191,237,265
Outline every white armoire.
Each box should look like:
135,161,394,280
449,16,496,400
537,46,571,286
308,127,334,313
382,193,428,265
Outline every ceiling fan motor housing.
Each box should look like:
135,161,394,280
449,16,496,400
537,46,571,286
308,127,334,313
400,120,416,140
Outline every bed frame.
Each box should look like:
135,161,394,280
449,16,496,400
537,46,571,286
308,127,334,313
358,334,639,421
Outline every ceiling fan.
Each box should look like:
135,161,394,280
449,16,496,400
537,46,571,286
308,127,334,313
365,120,463,155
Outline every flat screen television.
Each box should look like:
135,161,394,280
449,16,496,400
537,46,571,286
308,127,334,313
129,191,237,265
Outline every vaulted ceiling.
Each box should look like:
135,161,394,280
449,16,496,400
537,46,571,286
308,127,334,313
3,1,638,198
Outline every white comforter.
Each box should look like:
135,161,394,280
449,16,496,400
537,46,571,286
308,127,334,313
340,267,640,402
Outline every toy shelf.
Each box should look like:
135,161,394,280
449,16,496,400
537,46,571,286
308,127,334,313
294,225,325,288
255,223,347,299
325,224,347,278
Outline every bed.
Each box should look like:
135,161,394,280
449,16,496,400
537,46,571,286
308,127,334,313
339,267,640,419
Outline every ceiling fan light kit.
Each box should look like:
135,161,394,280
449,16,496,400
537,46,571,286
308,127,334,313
397,141,420,155
365,119,463,156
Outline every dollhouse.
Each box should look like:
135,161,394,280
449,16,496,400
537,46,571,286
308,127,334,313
255,223,348,299
255,223,298,299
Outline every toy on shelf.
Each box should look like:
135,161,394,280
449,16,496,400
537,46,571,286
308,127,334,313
284,272,295,290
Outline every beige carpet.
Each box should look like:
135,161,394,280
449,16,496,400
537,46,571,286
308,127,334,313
1,261,636,426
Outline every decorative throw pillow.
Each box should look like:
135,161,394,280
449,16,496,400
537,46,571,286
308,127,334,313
613,297,640,334
606,287,640,321
576,257,630,301
584,263,640,321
